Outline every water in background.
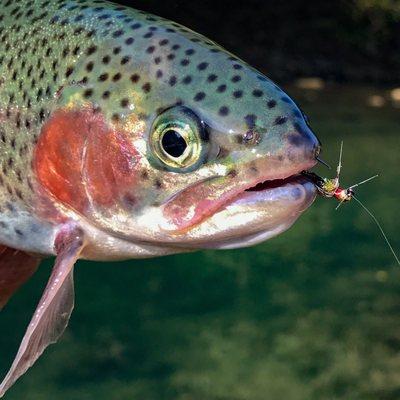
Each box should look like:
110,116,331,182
1,85,399,400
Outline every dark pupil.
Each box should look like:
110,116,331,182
161,129,187,158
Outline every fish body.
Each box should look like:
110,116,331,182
0,0,320,396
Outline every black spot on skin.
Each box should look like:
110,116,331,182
142,82,151,93
121,56,131,65
231,75,241,83
181,59,190,66
275,116,288,125
86,45,97,55
253,89,263,97
198,62,209,71
65,66,74,77
267,100,277,109
169,76,177,86
244,114,257,128
182,76,192,84
194,92,206,101
207,74,218,83
154,179,162,189
83,89,93,98
233,90,243,98
112,73,122,82
130,74,140,83
217,84,227,93
98,73,108,82
113,29,124,38
219,106,230,116
86,62,94,72
120,98,129,108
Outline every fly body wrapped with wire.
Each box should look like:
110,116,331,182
302,142,399,266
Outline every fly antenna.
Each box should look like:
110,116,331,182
349,174,379,190
336,141,344,180
353,195,400,266
335,199,346,211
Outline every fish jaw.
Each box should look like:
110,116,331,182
181,175,317,249
152,163,318,246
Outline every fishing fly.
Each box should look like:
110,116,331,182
302,142,400,266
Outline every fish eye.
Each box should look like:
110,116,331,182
150,106,208,172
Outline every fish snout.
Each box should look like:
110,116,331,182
282,121,321,171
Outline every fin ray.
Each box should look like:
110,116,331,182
0,227,85,398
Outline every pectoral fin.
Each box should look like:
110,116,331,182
0,226,85,398
0,247,41,310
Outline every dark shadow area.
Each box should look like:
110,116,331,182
114,0,400,85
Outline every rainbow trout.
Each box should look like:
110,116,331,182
0,0,320,395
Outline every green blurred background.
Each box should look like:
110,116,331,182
1,1,400,400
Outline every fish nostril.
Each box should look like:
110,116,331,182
243,130,261,145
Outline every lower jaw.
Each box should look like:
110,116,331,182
200,219,301,249
174,175,317,248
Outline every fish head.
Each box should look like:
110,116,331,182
35,15,320,251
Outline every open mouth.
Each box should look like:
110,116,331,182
160,160,318,234
226,172,316,209
245,174,305,192
189,171,317,249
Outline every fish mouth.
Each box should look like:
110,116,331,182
159,165,317,248
193,173,316,248
244,174,308,193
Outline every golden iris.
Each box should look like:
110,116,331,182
150,107,205,171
